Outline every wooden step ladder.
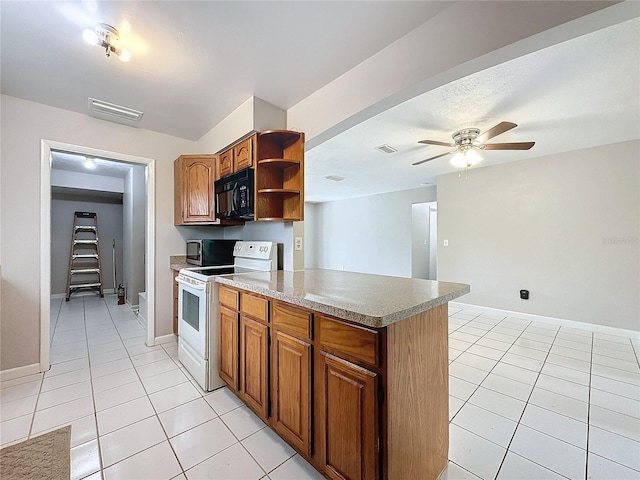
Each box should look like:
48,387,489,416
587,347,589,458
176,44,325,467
65,211,104,301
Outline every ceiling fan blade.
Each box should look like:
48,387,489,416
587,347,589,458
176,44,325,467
418,139,455,147
412,151,455,166
477,121,517,142
483,141,535,150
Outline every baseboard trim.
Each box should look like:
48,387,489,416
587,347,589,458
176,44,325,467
51,293,66,299
449,302,640,340
0,363,42,382
155,333,177,345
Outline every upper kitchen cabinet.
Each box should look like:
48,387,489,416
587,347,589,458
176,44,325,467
174,154,217,225
216,135,256,180
234,136,254,171
255,130,304,221
174,154,243,226
217,149,234,180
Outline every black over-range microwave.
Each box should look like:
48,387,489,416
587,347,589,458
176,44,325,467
214,168,254,220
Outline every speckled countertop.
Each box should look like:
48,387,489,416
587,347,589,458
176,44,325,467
170,255,190,271
215,269,470,328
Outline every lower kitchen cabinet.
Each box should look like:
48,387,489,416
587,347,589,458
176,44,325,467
271,330,312,456
321,352,379,480
218,305,239,391
218,285,450,480
240,315,269,419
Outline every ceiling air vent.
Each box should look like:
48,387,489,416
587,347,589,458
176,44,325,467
375,144,398,154
88,97,143,125
325,175,345,182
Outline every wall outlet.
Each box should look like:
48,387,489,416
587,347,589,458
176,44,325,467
520,289,530,300
443,239,449,247
294,237,303,251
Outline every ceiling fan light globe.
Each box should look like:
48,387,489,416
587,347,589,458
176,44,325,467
450,148,483,168
450,151,467,168
466,148,483,165
119,48,131,62
83,28,99,45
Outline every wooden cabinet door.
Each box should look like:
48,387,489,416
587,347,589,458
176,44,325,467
322,352,379,480
180,156,215,223
233,136,253,171
219,306,239,391
272,330,312,455
218,149,233,178
240,316,269,419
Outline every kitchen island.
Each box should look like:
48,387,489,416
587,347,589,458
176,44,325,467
215,269,469,480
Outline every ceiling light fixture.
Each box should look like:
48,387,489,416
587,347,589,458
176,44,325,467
83,23,131,62
84,157,96,170
450,145,483,168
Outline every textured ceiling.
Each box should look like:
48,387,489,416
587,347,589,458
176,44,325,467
305,16,640,202
0,1,448,140
2,2,638,203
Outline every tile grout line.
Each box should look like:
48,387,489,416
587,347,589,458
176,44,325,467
26,297,64,439
85,295,107,479
492,324,562,480
584,332,594,480
88,295,153,477
450,313,531,425
449,313,535,478
106,297,193,478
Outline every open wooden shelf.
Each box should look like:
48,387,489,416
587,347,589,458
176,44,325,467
257,189,300,194
255,131,304,221
257,158,301,167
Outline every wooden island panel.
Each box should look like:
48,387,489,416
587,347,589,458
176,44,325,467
386,303,449,479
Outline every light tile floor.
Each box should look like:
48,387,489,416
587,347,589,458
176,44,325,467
1,296,638,479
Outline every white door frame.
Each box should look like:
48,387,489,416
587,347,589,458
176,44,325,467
40,139,156,372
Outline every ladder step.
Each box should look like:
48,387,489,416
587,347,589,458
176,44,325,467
69,282,102,289
72,254,99,259
71,268,100,274
75,226,97,232
74,239,98,245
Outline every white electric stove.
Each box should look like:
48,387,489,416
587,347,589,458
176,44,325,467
176,241,278,391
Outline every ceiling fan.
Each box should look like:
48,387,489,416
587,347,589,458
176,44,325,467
413,121,535,168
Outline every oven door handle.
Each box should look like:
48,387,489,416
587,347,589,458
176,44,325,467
176,277,207,291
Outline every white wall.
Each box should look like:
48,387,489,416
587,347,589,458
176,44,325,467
303,203,318,268
223,222,294,271
0,95,194,370
305,186,437,276
411,203,431,279
123,165,146,305
51,169,124,193
50,197,123,296
437,140,640,331
196,96,296,270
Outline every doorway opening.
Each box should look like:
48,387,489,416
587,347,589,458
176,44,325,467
411,202,438,280
40,140,156,373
